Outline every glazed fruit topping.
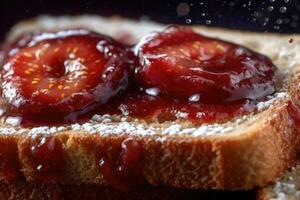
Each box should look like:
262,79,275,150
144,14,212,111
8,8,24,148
0,140,20,183
28,137,63,182
1,30,131,122
135,26,277,103
99,138,145,191
105,92,255,124
0,26,278,126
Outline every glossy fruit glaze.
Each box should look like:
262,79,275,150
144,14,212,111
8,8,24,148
100,88,256,124
0,26,277,126
0,139,20,183
1,30,132,123
26,137,63,182
135,26,277,103
99,138,145,191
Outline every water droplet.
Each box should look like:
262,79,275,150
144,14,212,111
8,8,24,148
201,13,206,17
177,2,190,16
205,20,212,25
276,19,283,24
253,11,261,17
269,0,275,2
267,6,274,12
279,6,287,13
262,17,270,26
284,0,289,3
273,25,280,30
186,18,192,24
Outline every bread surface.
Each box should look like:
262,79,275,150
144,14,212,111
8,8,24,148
1,15,300,190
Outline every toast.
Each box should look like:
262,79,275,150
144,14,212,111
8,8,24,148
1,15,300,190
257,74,300,200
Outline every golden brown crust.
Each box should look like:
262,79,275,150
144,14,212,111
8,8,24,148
289,73,300,107
1,100,296,190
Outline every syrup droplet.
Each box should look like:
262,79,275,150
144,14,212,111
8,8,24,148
185,19,192,24
145,88,160,97
189,94,200,102
30,137,63,182
0,140,20,182
99,138,145,191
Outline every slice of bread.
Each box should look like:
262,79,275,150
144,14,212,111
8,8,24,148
1,15,300,190
257,73,300,200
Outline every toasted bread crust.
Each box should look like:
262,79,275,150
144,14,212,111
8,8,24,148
0,100,297,190
1,16,300,190
5,100,294,190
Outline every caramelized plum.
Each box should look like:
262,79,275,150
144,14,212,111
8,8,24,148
1,30,131,122
135,26,276,103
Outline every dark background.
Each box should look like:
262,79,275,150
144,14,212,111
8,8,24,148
0,0,296,199
1,0,300,40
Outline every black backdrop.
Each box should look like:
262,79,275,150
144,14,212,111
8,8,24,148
1,0,300,40
0,0,297,199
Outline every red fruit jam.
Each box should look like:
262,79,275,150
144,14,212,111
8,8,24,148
101,91,256,124
1,29,131,122
0,139,20,182
135,25,276,103
27,137,63,182
0,27,277,125
99,138,145,191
